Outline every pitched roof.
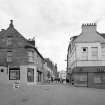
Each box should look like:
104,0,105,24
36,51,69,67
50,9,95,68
74,23,105,43
0,20,44,60
99,33,105,39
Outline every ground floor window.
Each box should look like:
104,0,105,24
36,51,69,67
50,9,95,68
72,72,88,86
27,68,34,82
9,68,20,80
37,70,42,82
94,73,105,84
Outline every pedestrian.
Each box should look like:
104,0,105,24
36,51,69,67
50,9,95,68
51,77,53,83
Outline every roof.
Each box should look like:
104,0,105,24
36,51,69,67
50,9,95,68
99,33,105,39
73,23,105,43
0,20,45,61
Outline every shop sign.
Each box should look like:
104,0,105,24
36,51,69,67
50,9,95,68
97,68,105,72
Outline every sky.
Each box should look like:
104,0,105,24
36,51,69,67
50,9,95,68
0,0,105,71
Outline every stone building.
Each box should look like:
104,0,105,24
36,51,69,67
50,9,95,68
0,20,45,86
67,23,105,88
45,58,58,81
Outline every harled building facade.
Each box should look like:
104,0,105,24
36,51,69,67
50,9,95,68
67,23,105,88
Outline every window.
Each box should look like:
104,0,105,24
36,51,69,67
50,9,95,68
7,37,12,46
91,47,98,60
1,69,4,72
101,47,105,60
27,68,34,82
81,47,88,60
9,69,20,80
82,47,88,52
28,51,34,62
7,51,12,62
94,77,101,84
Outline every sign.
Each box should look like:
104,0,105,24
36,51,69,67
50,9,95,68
97,68,105,72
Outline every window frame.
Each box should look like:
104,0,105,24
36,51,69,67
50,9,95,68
9,69,20,80
27,68,34,82
7,37,12,46
91,47,98,60
82,47,88,53
7,51,12,62
28,51,34,62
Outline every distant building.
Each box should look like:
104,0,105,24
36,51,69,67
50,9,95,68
59,70,66,80
67,23,105,88
45,58,58,80
0,20,45,86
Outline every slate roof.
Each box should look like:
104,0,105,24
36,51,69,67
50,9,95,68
0,20,44,60
73,23,105,43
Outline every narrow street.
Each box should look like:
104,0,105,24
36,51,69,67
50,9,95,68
0,83,105,105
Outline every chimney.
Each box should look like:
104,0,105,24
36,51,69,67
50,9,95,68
28,38,35,46
9,19,14,28
82,23,96,33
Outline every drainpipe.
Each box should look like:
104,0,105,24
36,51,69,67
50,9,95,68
87,72,88,87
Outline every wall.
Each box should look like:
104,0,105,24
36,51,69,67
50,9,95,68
20,65,37,85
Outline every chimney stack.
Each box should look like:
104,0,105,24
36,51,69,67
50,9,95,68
82,23,96,33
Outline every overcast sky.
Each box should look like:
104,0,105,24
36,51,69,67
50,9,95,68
0,0,105,71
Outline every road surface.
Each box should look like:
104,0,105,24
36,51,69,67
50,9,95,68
0,83,105,105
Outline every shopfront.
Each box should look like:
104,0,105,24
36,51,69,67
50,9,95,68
72,72,88,87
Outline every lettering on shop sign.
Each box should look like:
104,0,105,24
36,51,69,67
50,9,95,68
97,68,105,72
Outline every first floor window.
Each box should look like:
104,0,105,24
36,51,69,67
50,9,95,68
81,47,88,60
9,69,20,80
82,47,87,52
28,51,34,62
7,51,12,62
7,37,12,46
91,47,98,60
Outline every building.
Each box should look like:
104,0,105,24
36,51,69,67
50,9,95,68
45,58,58,81
59,70,66,82
0,20,45,86
67,23,105,88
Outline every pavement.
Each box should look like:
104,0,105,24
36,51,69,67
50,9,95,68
0,83,105,105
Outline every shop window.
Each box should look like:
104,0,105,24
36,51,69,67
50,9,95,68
94,77,101,84
27,68,34,82
9,69,20,80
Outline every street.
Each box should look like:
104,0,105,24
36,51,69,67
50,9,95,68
0,83,105,105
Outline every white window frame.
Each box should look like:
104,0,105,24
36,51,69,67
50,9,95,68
81,47,88,60
91,47,98,60
82,47,88,53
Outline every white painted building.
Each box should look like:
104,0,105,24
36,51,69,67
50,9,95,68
59,70,66,80
67,23,105,88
